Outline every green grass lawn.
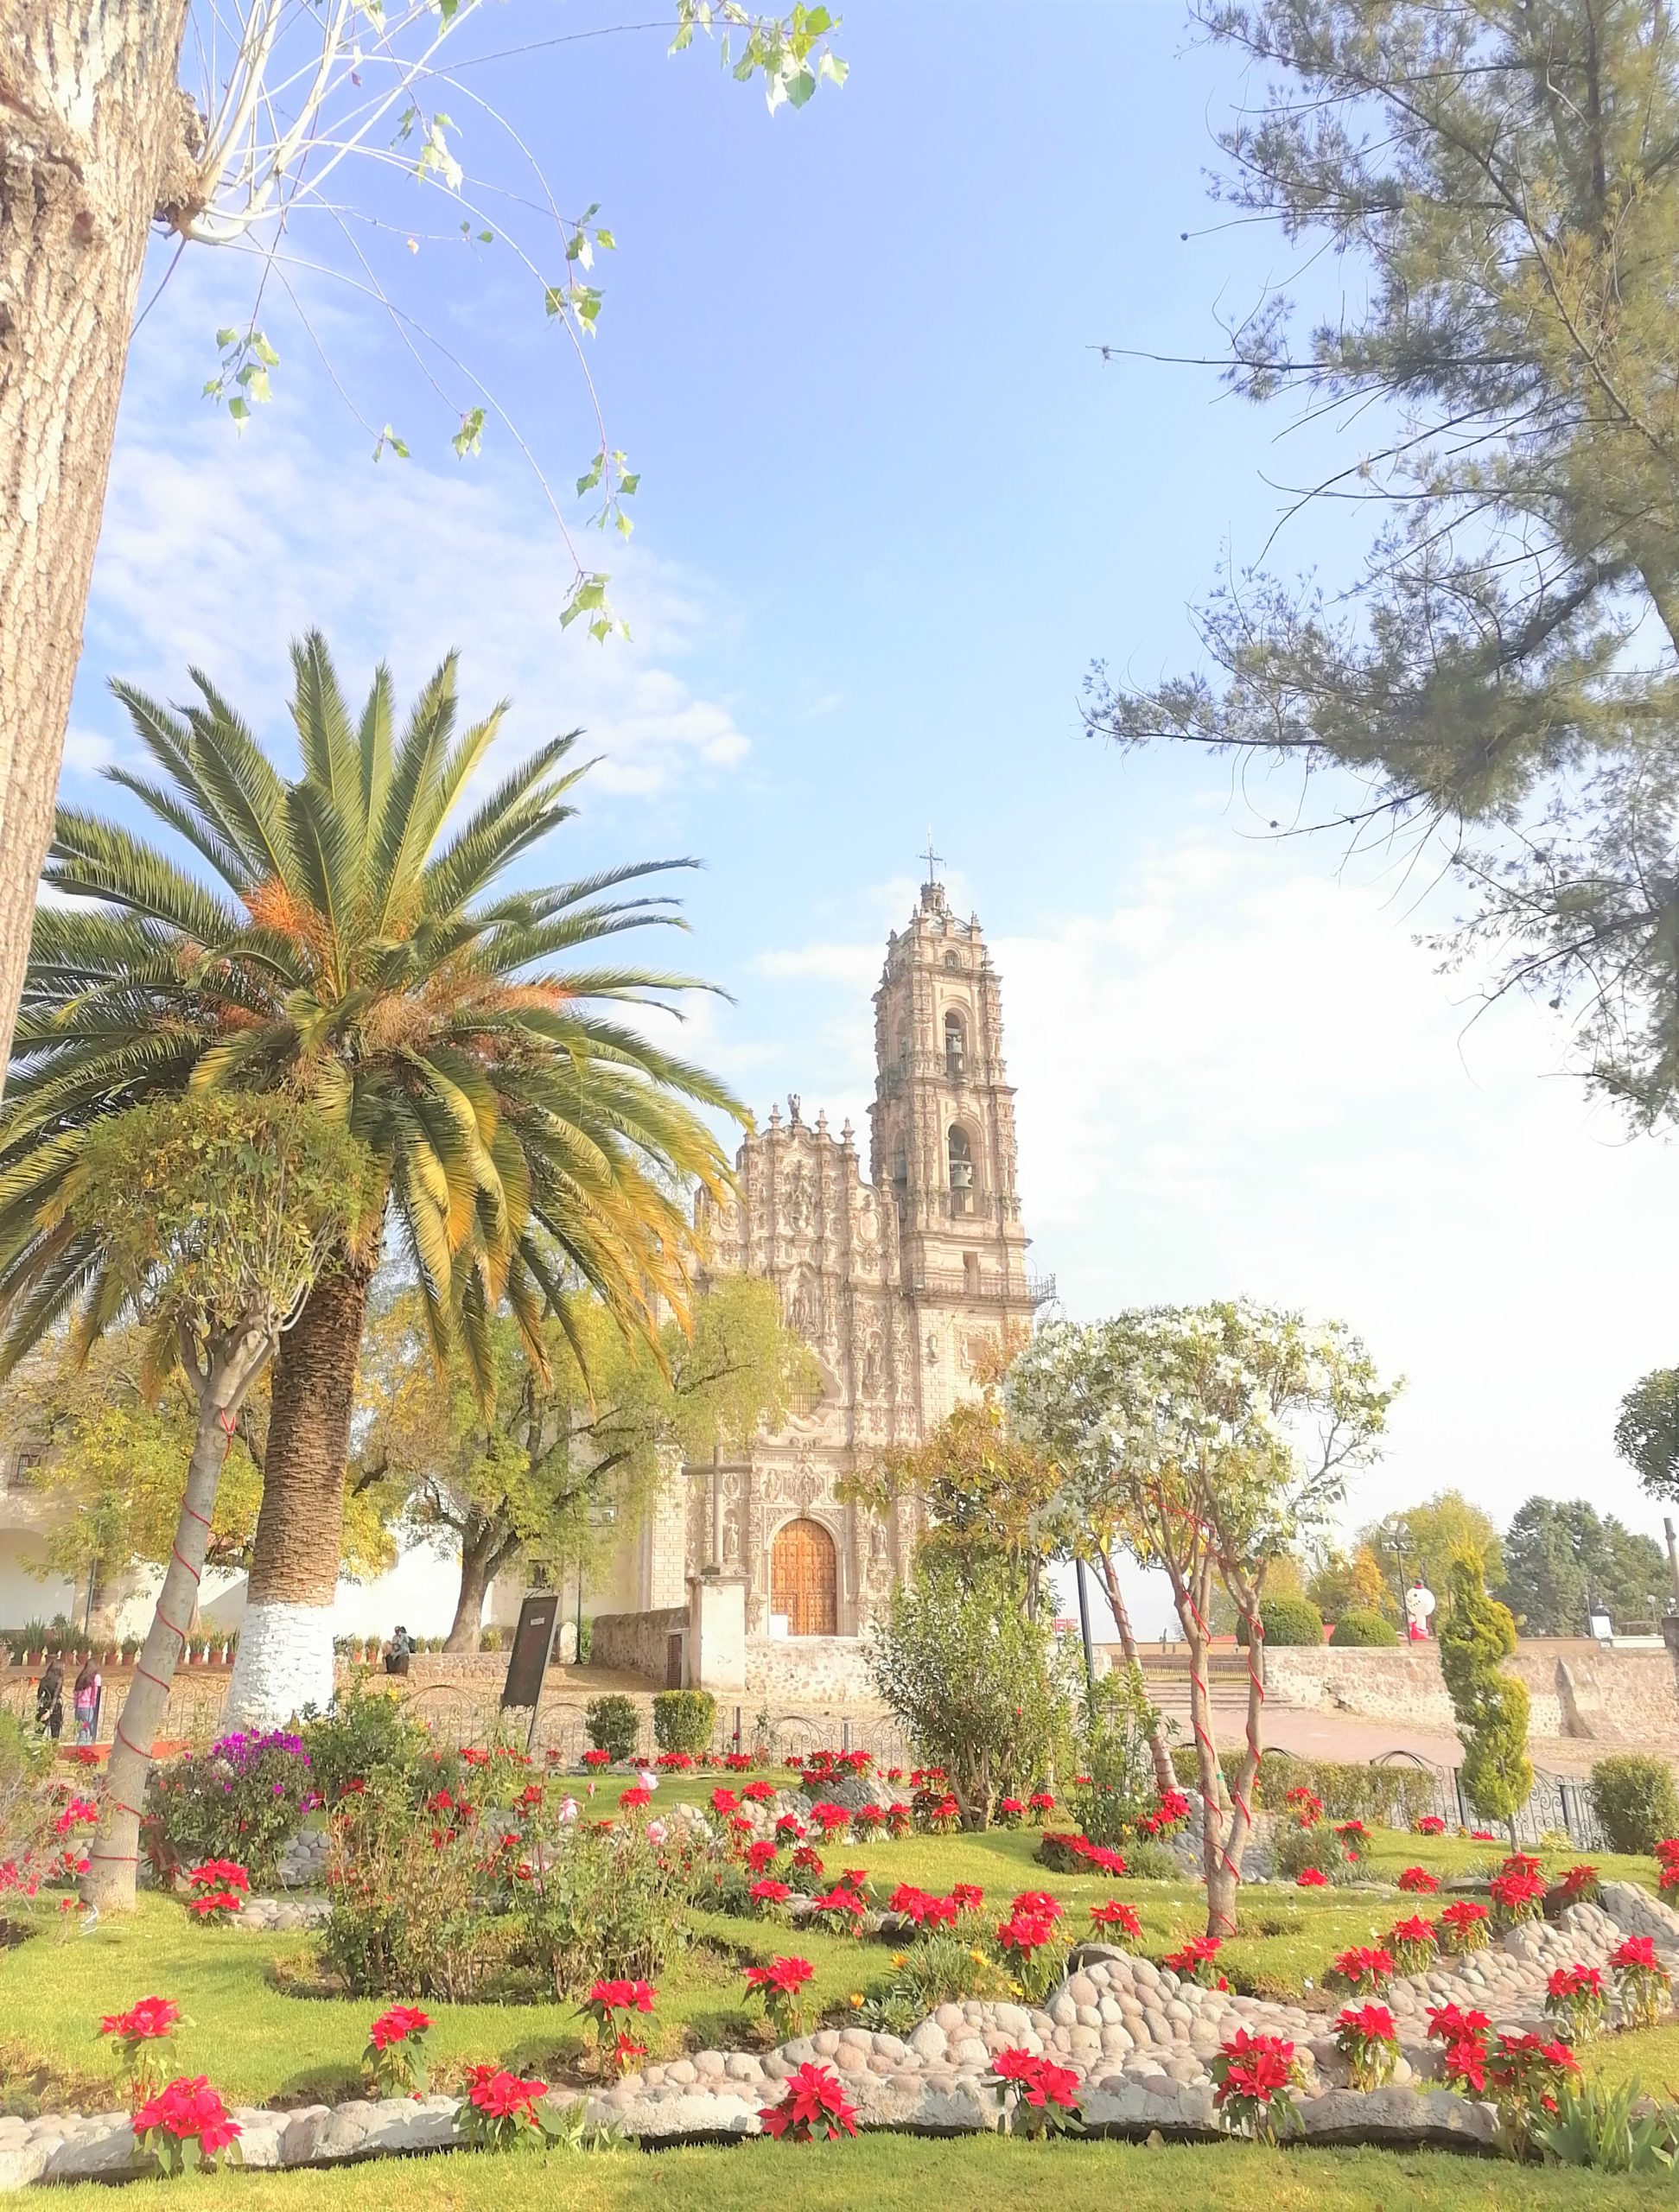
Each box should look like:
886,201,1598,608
29,2134,1679,2212
5,1802,1670,2118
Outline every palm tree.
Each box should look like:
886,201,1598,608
0,632,741,1724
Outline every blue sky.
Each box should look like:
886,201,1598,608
63,2,1679,1627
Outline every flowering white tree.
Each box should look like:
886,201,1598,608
1,0,846,1109
1010,1302,1396,1936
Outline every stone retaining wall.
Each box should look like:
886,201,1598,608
743,1634,876,1702
1264,1640,1679,1744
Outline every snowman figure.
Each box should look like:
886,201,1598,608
1404,1578,1436,1641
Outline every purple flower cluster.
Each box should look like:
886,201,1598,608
210,1730,310,1775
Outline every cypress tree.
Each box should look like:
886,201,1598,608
1438,1556,1532,1822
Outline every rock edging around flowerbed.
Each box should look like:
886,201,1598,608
4,1882,1677,2190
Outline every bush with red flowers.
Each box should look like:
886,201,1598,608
1427,2001,1491,2094
1332,1819,1369,1866
581,1750,611,1770
1295,1866,1329,1889
1140,1787,1192,1836
580,1979,656,2076
1611,1934,1672,2028
808,1802,852,1840
757,2061,857,2143
130,2076,242,2176
1414,1815,1447,1837
744,1839,779,1875
1089,1899,1142,1941
1439,1898,1491,1954
1328,1945,1394,1996
617,1786,652,1813
1025,1791,1056,1825
1210,2029,1301,2141
1335,2002,1398,2092
1161,1934,1225,1990
1489,1861,1548,1930
456,2064,550,2149
1543,1964,1606,2044
1487,2031,1580,2125
99,1997,181,2101
1388,1914,1439,1974
1552,1862,1602,1908
989,2048,1083,2138
743,1955,815,2037
995,1796,1025,1829
1284,1785,1323,1830
994,1907,1066,1999
364,2004,432,2096
184,1860,248,1922
741,1781,776,1804
811,1885,866,1936
748,1878,792,1919
790,1844,825,1882
1397,1865,1439,1895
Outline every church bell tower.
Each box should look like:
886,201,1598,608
868,868,1043,1425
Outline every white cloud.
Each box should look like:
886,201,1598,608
73,414,752,805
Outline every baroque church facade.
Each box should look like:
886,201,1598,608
596,874,1048,1689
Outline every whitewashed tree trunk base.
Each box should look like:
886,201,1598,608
221,1601,337,1730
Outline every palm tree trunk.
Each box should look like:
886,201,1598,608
0,2,197,1093
83,1331,266,1911
221,1256,371,1728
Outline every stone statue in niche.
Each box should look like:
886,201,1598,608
785,1167,813,1236
925,1331,938,1365
862,1332,882,1398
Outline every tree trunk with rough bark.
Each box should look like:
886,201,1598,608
0,3,200,1093
222,1258,372,1728
445,1519,511,1653
82,1328,267,1911
1092,1545,1177,1796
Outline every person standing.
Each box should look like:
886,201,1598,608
35,1655,63,1743
73,1656,102,1745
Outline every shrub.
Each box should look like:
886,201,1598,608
584,1695,641,1764
300,1686,429,1804
1236,1596,1325,1648
1072,1665,1167,1845
143,1731,314,1886
1439,1558,1531,1821
321,1778,519,2001
1589,1755,1679,1855
855,1932,1010,2036
652,1690,715,1758
1328,1609,1397,1647
1273,1821,1357,1886
867,1549,1072,1828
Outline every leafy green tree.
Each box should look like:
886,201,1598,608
0,632,741,1726
866,1547,1072,1831
1438,1556,1532,1821
1361,1493,1503,1617
354,1274,813,1648
1086,0,1679,1126
1009,1301,1395,1934
1305,1542,1393,1626
1500,1497,1668,1633
1615,1367,1679,1503
52,1093,371,1910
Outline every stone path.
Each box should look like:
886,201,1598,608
4,1883,1675,2187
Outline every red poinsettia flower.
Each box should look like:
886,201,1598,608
369,2005,431,2049
130,2076,241,2156
464,2065,548,2123
1090,1900,1142,1939
1612,1935,1659,1969
618,1786,652,1811
1295,1866,1328,1888
758,2061,858,2142
1397,1866,1439,1894
100,1997,181,2043
744,1956,814,1997
587,1978,656,2013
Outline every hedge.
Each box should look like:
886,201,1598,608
1169,1745,1441,1827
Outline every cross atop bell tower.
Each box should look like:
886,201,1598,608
867,878,1040,1419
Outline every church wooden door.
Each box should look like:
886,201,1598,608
771,1518,837,1637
